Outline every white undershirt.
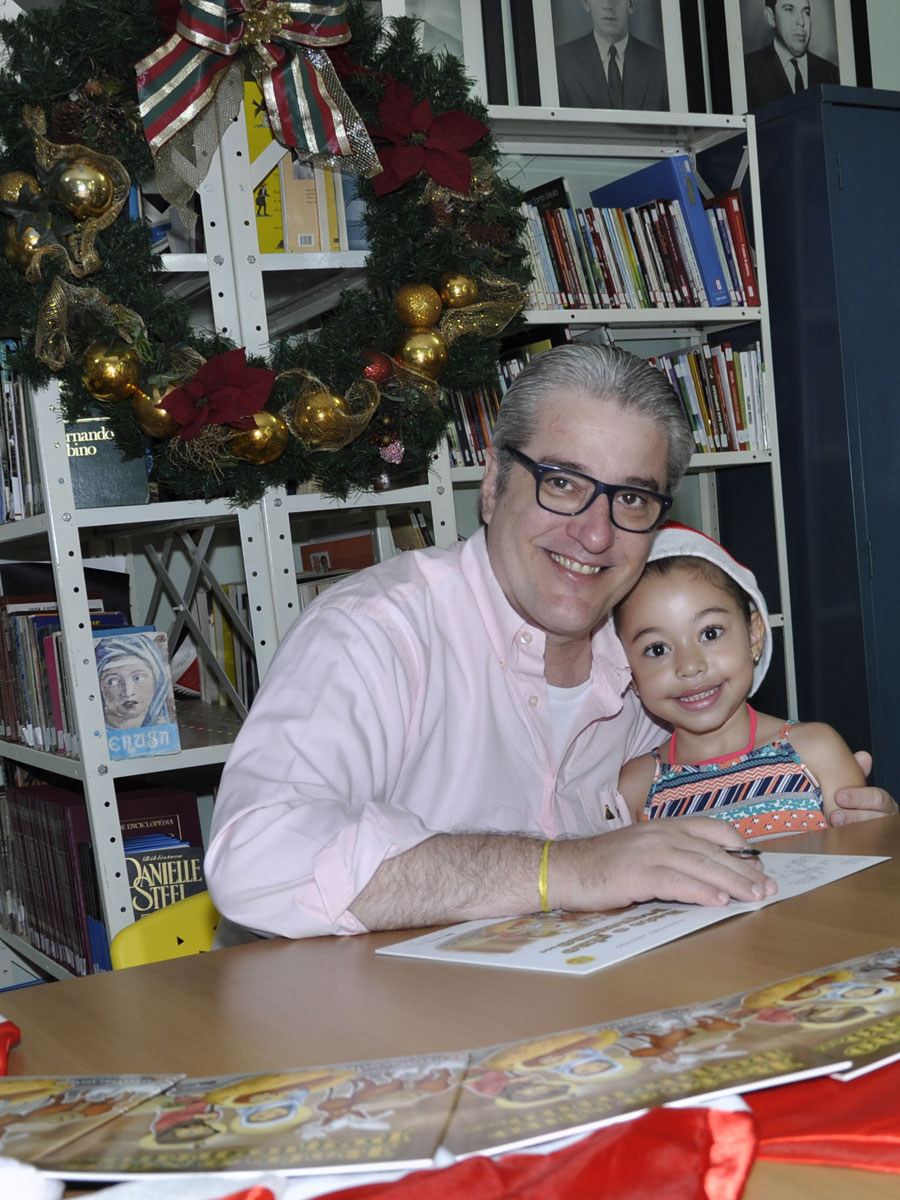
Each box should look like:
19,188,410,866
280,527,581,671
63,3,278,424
547,677,592,760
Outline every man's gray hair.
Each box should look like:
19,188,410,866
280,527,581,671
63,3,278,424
489,342,693,493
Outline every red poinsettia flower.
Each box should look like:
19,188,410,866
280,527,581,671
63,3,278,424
160,347,278,440
368,77,488,198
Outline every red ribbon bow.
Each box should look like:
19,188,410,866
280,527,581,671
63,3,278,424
136,0,353,159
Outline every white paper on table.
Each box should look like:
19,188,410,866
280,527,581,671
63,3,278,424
376,853,889,976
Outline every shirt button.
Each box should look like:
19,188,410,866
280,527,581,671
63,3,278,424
528,695,539,707
520,632,532,644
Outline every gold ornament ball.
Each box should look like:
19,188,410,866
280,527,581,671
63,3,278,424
4,219,44,270
82,340,142,402
393,282,443,329
132,384,180,438
439,271,479,309
0,170,41,206
230,411,290,464
396,327,449,381
291,389,354,451
53,155,114,220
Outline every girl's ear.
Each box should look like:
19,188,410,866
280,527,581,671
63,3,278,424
749,609,766,664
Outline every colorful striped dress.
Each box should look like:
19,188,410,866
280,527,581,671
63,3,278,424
642,717,827,840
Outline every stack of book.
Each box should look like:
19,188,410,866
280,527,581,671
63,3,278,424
519,158,759,314
651,341,768,453
244,81,369,256
0,783,204,974
0,595,180,760
0,338,42,522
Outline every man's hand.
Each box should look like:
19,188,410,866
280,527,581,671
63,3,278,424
830,752,898,826
548,817,777,912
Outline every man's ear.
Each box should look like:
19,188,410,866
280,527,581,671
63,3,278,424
764,6,776,31
481,445,500,524
749,609,766,662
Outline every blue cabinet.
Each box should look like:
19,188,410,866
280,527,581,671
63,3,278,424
754,85,900,790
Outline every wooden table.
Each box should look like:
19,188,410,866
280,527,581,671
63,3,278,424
5,818,900,1197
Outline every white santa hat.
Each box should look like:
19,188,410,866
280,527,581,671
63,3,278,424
645,523,772,696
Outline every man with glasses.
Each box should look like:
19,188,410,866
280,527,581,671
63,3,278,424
206,344,893,942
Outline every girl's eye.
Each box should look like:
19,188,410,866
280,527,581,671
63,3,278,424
642,642,669,659
700,625,724,643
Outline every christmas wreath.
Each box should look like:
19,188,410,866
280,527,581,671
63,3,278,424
0,0,530,505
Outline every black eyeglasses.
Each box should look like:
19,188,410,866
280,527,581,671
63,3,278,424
506,446,672,533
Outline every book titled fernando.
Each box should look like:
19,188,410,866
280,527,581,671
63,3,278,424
94,629,180,760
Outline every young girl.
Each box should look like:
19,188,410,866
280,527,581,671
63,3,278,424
615,524,865,838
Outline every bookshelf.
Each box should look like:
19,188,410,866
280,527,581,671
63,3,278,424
447,103,796,719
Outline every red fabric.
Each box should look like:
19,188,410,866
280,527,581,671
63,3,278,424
749,1058,900,1172
0,1018,21,1075
323,1107,756,1200
159,347,278,438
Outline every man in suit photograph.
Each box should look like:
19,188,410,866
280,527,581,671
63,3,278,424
554,0,669,111
743,0,840,110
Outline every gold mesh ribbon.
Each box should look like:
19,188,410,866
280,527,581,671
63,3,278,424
24,106,130,277
35,278,146,371
438,270,527,345
388,360,442,406
279,367,379,451
163,422,232,478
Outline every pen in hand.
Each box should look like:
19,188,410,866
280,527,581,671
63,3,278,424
725,847,761,858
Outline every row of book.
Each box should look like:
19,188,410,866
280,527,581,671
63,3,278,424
521,156,758,312
3,949,899,1174
0,593,180,762
245,82,368,256
184,582,259,713
0,338,42,522
652,340,769,454
0,782,205,975
445,331,768,468
1,342,151,519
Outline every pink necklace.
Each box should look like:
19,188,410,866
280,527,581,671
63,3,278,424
670,705,757,767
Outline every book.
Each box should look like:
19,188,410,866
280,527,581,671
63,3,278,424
280,156,321,252
244,79,285,254
341,173,370,252
378,853,887,975
298,530,377,575
2,783,204,973
315,164,342,253
708,189,759,306
64,412,150,508
94,629,180,761
6,950,900,1180
590,156,730,307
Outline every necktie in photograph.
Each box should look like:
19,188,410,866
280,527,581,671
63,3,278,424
791,57,804,92
608,45,623,107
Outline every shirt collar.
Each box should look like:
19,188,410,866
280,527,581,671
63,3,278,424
460,528,634,699
593,30,629,65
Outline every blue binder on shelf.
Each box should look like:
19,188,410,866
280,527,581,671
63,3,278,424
589,155,730,308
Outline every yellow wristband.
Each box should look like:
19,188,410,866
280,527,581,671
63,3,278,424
538,839,553,913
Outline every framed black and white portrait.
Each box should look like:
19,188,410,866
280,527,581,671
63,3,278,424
379,1,491,101
706,0,861,114
531,0,691,112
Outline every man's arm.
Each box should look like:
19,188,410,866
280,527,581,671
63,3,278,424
829,751,898,825
349,818,776,931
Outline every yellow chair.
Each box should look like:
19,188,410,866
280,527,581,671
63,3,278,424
110,891,221,969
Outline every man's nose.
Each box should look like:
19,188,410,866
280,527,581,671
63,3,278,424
566,494,616,553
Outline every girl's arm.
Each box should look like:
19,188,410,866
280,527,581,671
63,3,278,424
789,723,868,823
617,753,657,823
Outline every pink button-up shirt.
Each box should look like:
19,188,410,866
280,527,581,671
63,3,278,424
205,529,665,938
